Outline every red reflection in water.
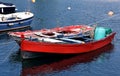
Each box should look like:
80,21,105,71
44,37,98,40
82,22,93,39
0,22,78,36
21,43,114,76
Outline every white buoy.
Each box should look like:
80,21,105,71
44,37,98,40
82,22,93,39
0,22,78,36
108,11,114,16
67,7,71,10
31,0,35,3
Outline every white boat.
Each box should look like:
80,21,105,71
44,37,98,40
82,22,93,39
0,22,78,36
0,12,34,32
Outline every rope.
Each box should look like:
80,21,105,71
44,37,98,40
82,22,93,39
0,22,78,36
84,10,120,26
88,13,120,26
80,10,120,26
0,42,18,65
0,40,16,46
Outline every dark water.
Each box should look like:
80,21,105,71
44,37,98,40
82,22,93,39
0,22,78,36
0,0,120,76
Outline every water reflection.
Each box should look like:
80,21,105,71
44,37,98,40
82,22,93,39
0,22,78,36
21,43,114,76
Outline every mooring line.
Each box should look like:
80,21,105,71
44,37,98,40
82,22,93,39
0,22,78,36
0,42,18,65
88,13,120,26
0,40,16,46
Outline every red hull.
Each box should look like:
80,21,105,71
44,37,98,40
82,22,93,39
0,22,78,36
21,33,116,54
21,44,113,76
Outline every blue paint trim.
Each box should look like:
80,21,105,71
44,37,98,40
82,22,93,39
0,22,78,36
0,17,33,31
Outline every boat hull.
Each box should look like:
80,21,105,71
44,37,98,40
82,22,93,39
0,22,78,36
0,17,33,32
20,32,116,59
21,43,113,75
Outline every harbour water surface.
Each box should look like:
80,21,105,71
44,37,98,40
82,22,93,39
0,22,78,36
0,0,120,76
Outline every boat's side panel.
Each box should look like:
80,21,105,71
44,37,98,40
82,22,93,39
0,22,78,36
91,33,115,50
21,44,113,74
0,17,33,32
21,33,116,54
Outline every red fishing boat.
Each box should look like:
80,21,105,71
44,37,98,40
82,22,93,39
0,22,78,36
9,25,116,59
